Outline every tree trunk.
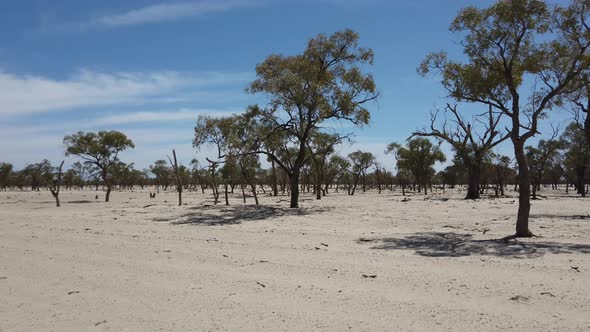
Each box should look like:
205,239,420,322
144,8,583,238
531,179,538,200
465,165,481,199
289,172,300,208
105,185,112,202
514,140,533,237
51,191,61,207
210,165,219,204
271,160,278,197
224,182,229,205
251,183,259,205
315,172,321,200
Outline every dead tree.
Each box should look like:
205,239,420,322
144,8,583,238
412,104,509,199
167,149,182,206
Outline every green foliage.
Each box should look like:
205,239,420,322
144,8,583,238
562,122,590,172
64,131,135,171
150,160,171,186
248,29,376,129
389,138,446,186
420,0,590,138
0,162,13,189
348,151,375,175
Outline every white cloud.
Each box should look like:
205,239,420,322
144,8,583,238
93,108,240,126
0,69,250,117
93,1,256,28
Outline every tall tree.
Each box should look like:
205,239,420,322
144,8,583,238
64,131,134,202
419,0,590,237
244,29,378,208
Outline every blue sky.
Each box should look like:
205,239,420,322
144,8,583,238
0,0,575,171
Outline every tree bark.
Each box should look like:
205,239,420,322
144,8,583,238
289,172,300,208
315,171,321,200
576,168,586,197
105,185,112,202
514,140,533,237
271,160,278,197
224,182,229,205
466,164,481,199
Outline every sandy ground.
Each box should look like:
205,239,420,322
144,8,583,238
1,187,589,331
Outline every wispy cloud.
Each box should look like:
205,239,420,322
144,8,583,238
0,109,229,168
93,108,240,126
92,0,257,28
0,69,250,117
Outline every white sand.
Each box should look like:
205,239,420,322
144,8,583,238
1,188,589,331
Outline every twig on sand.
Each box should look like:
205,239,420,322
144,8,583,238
509,295,529,302
94,320,106,326
256,282,266,288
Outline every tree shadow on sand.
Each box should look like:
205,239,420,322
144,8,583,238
530,213,590,221
169,204,332,226
359,232,590,259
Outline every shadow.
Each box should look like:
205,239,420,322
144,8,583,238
66,200,99,204
170,204,331,226
530,214,590,221
361,232,590,258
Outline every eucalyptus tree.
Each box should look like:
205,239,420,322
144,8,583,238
149,160,171,191
385,143,411,195
23,161,49,191
307,133,343,199
348,151,375,195
491,153,513,196
111,161,136,189
64,130,134,202
220,157,241,194
41,160,65,207
242,29,378,208
324,155,350,194
412,104,509,199
0,162,13,190
237,154,262,205
71,161,90,189
562,122,590,196
419,0,590,237
373,162,385,194
62,168,81,190
387,138,446,195
526,137,565,199
440,163,463,190
194,115,239,204
190,159,207,192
